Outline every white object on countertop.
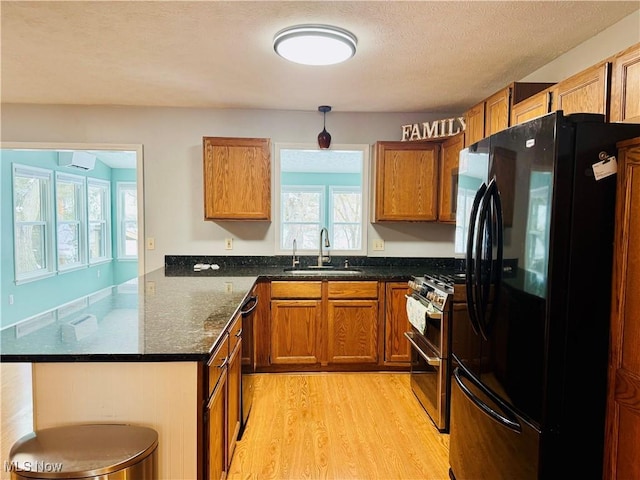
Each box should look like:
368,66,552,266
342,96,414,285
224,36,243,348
193,263,220,271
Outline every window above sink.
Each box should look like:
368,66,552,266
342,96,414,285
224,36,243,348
274,143,370,256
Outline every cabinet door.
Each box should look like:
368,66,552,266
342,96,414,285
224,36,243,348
464,102,485,147
511,89,553,126
227,339,242,465
384,282,411,364
203,137,271,220
604,137,640,480
438,133,464,223
206,370,227,480
327,299,379,364
373,141,439,222
270,300,322,364
610,42,640,123
551,61,610,118
484,87,511,138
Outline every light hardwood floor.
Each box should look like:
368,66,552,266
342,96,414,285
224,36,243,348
228,372,450,480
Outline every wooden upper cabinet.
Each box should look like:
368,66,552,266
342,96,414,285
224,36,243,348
203,137,271,221
464,101,485,147
604,137,640,480
511,88,553,126
610,42,640,123
372,141,439,222
438,133,464,224
484,88,511,138
550,61,610,119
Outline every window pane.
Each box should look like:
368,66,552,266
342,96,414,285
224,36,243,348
56,182,78,221
282,192,320,222
333,224,362,250
89,223,105,259
88,185,104,221
124,220,138,256
15,224,46,275
123,189,137,220
283,224,320,250
14,177,45,222
57,223,80,266
332,192,362,222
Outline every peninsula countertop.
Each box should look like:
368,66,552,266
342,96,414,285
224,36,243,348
1,258,457,363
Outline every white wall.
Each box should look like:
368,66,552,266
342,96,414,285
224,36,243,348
521,10,640,82
2,10,637,273
1,106,459,272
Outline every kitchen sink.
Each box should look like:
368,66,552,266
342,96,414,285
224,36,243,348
283,267,362,275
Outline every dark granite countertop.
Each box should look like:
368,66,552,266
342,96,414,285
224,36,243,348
1,256,460,363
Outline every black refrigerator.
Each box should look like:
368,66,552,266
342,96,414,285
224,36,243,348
449,111,640,480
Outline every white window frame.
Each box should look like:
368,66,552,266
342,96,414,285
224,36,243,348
55,172,87,272
274,143,369,256
12,164,56,284
117,182,138,260
87,178,112,264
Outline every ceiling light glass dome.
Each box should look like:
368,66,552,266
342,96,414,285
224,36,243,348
273,25,357,66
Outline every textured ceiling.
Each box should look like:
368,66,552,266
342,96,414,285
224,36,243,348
1,1,638,113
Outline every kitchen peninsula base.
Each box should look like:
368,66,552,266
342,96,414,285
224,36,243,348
32,362,201,480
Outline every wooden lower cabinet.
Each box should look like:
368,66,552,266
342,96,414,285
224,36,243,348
327,299,379,364
270,299,322,365
261,281,408,370
205,315,243,480
227,336,242,463
384,282,411,364
206,370,227,480
604,136,640,480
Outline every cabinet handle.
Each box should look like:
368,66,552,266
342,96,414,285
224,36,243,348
218,356,229,369
235,329,242,338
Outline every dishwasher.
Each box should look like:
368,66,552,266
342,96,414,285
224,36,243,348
239,291,258,438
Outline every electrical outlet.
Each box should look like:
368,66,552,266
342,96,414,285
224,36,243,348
225,282,233,293
9,294,14,305
225,238,233,250
373,239,385,251
146,237,155,250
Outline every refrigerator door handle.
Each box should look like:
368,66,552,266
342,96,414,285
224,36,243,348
475,179,504,338
453,366,522,434
465,183,487,337
474,182,496,340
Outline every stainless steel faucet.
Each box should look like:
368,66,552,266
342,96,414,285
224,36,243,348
292,238,300,268
318,227,331,267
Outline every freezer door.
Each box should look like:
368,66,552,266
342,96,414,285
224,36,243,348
449,366,540,480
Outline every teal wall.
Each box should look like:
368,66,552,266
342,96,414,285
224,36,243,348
0,150,136,328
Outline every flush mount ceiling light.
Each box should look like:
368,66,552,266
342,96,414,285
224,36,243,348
273,25,357,66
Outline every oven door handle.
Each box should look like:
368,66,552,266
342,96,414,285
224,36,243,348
404,332,441,367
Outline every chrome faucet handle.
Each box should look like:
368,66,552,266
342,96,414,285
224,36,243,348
292,239,300,267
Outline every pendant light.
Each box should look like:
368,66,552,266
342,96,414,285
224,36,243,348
318,105,332,149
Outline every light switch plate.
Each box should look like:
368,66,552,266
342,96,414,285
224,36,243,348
225,238,233,250
373,239,385,251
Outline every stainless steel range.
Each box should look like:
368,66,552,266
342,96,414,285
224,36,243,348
404,273,458,432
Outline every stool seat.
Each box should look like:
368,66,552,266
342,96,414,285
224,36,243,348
8,424,158,479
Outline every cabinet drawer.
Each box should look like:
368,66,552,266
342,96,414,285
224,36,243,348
327,281,378,299
207,335,229,398
271,281,322,299
228,314,242,354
